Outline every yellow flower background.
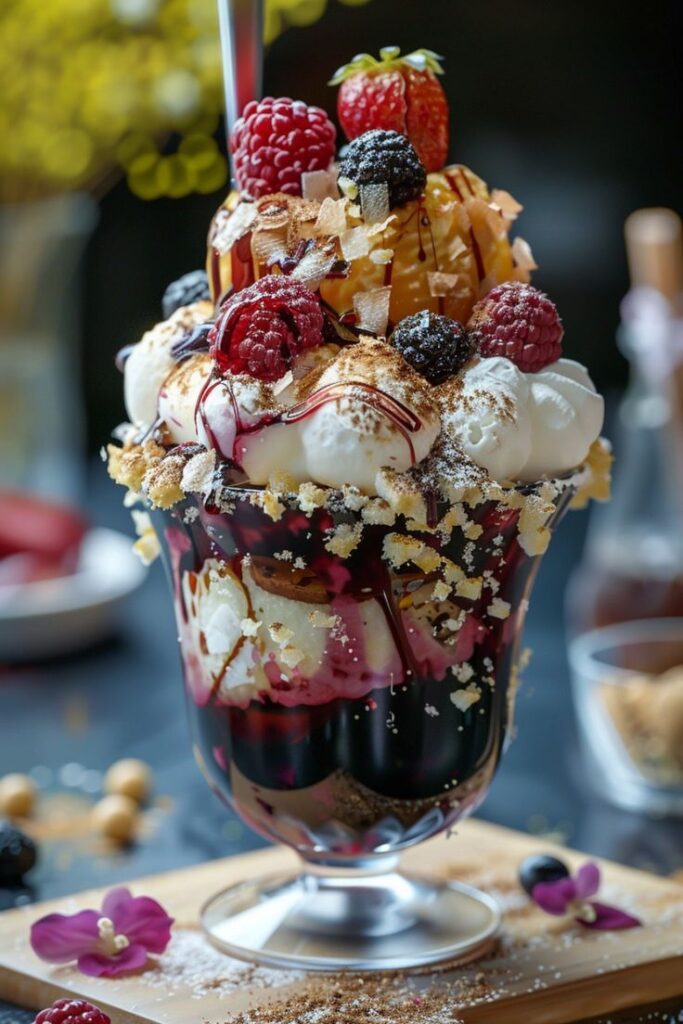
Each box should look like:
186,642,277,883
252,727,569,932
0,0,370,203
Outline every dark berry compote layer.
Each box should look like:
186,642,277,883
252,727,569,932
157,487,570,860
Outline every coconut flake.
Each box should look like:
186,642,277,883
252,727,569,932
367,213,398,238
465,197,505,248
511,236,538,271
360,183,390,225
369,248,394,265
490,188,523,220
314,197,348,237
488,597,511,620
301,167,338,202
272,370,294,396
337,175,359,201
240,617,261,637
339,225,370,261
450,684,481,712
291,245,337,288
353,287,392,336
251,228,288,268
212,202,257,255
428,271,460,297
447,234,469,261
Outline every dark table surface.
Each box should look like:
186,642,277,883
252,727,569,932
1,468,682,1023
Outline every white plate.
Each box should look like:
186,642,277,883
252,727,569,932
0,528,147,662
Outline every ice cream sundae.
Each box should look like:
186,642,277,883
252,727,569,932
108,48,609,869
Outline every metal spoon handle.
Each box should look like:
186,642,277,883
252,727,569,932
217,0,264,151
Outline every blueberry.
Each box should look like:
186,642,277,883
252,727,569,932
518,854,569,896
162,270,211,320
0,819,37,884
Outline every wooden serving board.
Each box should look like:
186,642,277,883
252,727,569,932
0,819,681,1024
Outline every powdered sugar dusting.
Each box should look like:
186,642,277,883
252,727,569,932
136,929,303,1000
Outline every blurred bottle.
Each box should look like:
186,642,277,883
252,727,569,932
0,194,97,502
568,208,683,632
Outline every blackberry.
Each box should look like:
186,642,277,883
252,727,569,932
161,270,210,320
518,854,570,896
391,311,472,384
0,818,37,884
338,129,426,209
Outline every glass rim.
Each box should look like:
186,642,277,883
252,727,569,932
568,617,683,682
177,474,580,506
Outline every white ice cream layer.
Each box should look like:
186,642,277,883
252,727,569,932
158,354,212,445
195,339,440,493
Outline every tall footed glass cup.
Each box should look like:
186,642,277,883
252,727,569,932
155,480,574,970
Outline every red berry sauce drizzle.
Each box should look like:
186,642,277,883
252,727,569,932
195,376,424,469
155,485,571,858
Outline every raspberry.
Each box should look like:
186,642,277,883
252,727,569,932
230,97,336,200
161,270,210,320
209,275,324,381
34,999,111,1024
338,129,425,209
391,312,472,384
467,282,564,373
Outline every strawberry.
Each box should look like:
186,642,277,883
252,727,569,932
330,47,449,173
0,489,86,561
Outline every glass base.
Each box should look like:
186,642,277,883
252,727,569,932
201,869,501,971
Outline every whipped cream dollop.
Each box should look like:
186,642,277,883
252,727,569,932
440,356,603,482
124,301,212,428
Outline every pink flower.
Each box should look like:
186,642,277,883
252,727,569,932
532,861,641,930
30,888,173,977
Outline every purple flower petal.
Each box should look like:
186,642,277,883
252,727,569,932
30,910,101,964
574,861,601,900
532,877,577,915
102,888,173,954
579,901,642,930
77,943,149,978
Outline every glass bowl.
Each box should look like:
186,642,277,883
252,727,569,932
154,484,572,969
569,618,683,817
